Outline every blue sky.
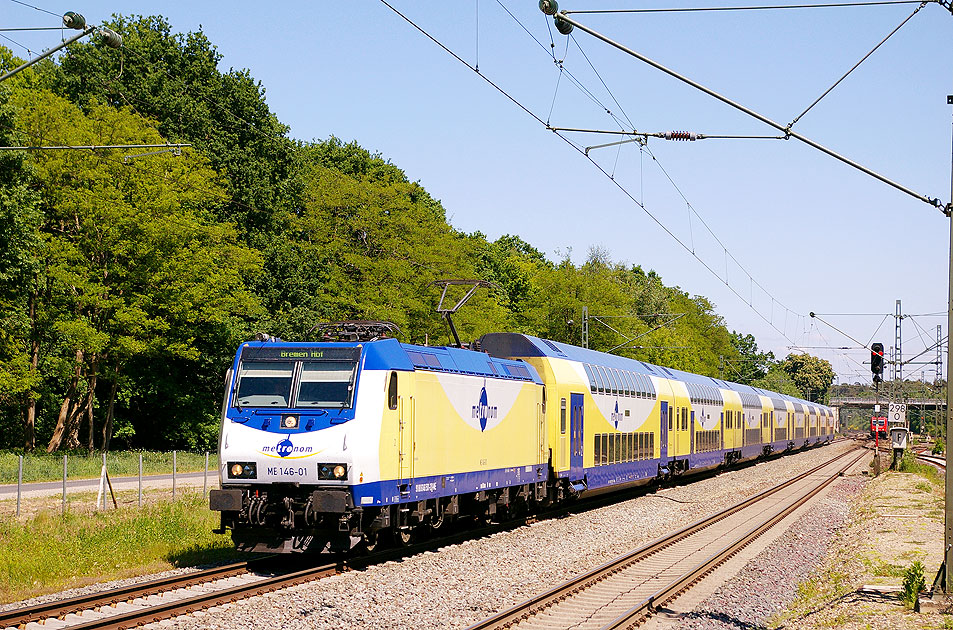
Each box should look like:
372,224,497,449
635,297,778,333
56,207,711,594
5,0,952,385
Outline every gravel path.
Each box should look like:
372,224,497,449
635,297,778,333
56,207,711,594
127,442,858,630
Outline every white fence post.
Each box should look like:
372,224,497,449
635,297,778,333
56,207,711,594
62,454,67,515
138,452,143,507
98,452,106,510
172,450,177,500
16,455,22,517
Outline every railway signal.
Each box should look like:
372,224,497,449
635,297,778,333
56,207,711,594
871,342,884,383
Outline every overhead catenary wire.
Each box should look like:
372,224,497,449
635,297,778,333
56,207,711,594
489,3,814,344
0,143,191,151
379,0,814,354
551,10,946,212
787,1,927,128
3,8,467,286
565,1,927,14
810,312,878,350
531,13,810,336
506,3,940,377
7,0,60,18
0,27,65,31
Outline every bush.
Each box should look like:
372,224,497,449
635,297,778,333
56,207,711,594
901,561,925,608
933,438,945,455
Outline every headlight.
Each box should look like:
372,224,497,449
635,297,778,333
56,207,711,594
227,461,257,479
281,414,299,429
318,463,347,480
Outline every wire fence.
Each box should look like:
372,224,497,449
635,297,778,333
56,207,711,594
3,451,220,517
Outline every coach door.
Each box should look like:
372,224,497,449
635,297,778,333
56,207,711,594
660,401,669,459
397,389,415,494
689,410,695,454
570,393,584,480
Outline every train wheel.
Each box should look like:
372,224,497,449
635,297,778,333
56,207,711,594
394,527,413,546
363,532,381,553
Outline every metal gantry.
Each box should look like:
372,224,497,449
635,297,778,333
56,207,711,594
895,299,903,387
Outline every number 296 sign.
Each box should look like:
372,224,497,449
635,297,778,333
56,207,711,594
888,402,907,425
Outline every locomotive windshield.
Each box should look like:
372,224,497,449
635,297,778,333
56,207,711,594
233,345,361,409
296,361,355,407
235,361,294,407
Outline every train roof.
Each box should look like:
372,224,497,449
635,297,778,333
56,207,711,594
236,338,541,384
478,332,830,412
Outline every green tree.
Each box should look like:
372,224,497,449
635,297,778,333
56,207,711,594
259,139,510,346
752,365,801,397
780,353,836,402
8,87,263,451
471,233,551,331
45,15,298,237
726,331,775,385
0,84,42,448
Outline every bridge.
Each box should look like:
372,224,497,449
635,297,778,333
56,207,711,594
829,396,945,410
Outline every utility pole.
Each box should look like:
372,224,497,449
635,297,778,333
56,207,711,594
938,325,944,383
944,95,953,593
582,306,589,349
895,299,903,394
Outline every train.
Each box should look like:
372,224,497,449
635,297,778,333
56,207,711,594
209,326,837,553
870,415,887,438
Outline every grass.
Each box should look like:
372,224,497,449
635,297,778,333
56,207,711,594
896,450,943,484
774,565,853,627
0,451,219,484
0,494,249,604
901,561,925,608
867,559,905,578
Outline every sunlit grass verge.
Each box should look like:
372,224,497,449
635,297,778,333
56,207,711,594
0,451,220,484
0,495,247,604
896,450,942,484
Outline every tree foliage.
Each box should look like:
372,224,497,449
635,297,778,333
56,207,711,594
0,17,832,451
780,353,836,402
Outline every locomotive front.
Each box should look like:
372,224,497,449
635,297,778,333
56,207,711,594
210,340,367,553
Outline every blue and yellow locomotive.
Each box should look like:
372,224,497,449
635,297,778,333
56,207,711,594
210,328,836,553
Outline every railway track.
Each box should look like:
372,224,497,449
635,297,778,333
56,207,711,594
466,447,865,630
1,442,846,630
0,558,341,630
916,452,946,469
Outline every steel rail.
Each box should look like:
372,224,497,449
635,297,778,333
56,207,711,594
51,562,342,630
0,561,253,627
917,453,947,468
5,441,848,630
465,445,859,630
605,449,865,629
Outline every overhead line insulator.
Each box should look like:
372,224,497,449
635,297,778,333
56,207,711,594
664,131,698,141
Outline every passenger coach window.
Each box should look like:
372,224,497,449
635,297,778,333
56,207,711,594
388,372,398,410
296,361,357,407
560,398,567,433
584,364,597,392
235,361,294,407
593,368,606,393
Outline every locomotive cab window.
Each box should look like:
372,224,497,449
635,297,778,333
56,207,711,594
560,398,567,434
296,361,357,407
235,361,294,407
